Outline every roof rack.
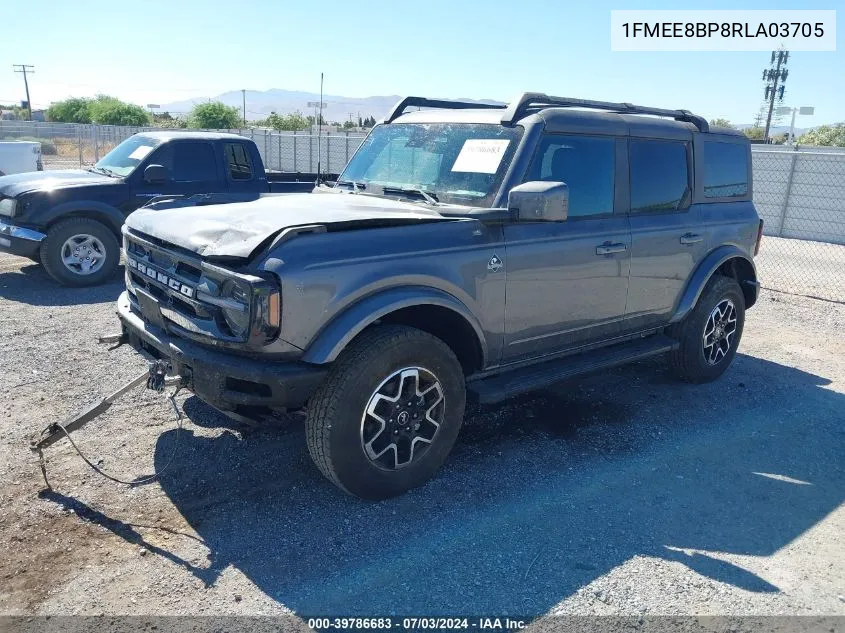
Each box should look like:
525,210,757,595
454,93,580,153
384,97,504,123
500,92,709,132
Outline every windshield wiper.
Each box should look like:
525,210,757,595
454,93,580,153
381,186,439,205
89,165,118,178
336,179,366,193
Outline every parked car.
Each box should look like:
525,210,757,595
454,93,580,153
0,131,330,286
113,93,762,499
0,140,42,176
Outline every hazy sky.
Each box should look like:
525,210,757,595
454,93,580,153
1,0,842,125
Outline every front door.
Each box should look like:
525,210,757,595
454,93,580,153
503,133,631,362
128,140,224,213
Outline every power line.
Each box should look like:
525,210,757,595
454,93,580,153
12,64,35,121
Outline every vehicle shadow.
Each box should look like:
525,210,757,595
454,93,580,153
148,355,845,614
0,258,124,306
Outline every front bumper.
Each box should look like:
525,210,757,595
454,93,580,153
0,218,45,258
116,291,327,418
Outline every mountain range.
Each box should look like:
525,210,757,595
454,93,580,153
160,89,502,124
159,89,809,135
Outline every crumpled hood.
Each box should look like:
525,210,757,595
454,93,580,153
126,191,448,259
0,169,116,197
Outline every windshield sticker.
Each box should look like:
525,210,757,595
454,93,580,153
128,145,154,161
450,139,510,174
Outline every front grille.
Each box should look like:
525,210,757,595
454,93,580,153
124,233,213,326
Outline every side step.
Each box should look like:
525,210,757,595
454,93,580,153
467,334,678,405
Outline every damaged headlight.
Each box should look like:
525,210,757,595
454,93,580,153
198,271,281,344
0,198,17,218
220,279,251,338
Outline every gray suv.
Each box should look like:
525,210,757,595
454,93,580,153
115,93,763,499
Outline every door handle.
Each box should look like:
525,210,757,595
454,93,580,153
596,242,627,255
680,233,703,245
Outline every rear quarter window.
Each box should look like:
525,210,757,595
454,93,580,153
703,141,748,198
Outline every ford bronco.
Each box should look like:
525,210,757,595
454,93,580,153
112,93,762,499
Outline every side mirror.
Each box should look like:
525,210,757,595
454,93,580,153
143,164,168,184
508,181,568,222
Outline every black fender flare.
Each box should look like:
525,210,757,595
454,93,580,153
670,245,758,324
301,286,488,366
39,201,125,236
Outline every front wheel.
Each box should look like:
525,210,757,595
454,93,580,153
305,325,466,499
667,275,746,383
40,218,120,287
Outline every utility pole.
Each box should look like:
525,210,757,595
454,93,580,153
12,64,34,121
317,72,324,178
241,89,246,127
762,50,789,143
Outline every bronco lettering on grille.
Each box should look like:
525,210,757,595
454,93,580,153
126,257,195,298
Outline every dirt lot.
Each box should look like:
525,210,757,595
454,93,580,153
0,247,844,621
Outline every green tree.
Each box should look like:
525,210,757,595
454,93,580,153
89,95,151,126
797,123,845,147
709,118,735,129
743,126,765,140
263,110,308,131
187,101,241,129
46,97,93,123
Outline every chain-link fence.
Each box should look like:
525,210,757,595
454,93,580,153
1,121,843,301
0,120,367,174
752,146,845,302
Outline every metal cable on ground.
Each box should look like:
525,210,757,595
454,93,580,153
50,387,185,486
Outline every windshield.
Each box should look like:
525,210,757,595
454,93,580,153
94,135,162,177
338,123,523,207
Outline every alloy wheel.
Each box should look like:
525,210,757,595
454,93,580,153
360,367,446,470
702,299,738,365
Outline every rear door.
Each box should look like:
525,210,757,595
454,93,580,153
502,133,631,362
129,140,224,211
624,135,707,330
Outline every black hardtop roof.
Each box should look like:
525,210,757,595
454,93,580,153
386,93,746,138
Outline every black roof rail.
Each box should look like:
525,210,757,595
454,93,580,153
384,97,505,123
500,92,710,133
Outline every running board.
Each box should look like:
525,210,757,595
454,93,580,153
468,334,678,404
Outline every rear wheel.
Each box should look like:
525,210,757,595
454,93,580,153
667,275,745,383
40,218,119,287
305,325,466,499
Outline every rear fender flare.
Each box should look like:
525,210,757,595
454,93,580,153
671,246,757,323
301,286,488,366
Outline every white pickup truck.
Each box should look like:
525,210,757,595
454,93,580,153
0,140,43,176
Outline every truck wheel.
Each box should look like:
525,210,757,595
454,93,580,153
40,218,120,287
306,325,466,499
667,275,745,383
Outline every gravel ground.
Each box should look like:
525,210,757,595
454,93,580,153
0,249,843,622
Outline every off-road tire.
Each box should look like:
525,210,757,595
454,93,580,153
305,325,466,499
40,217,119,287
667,275,745,383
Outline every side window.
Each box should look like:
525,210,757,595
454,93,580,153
629,139,689,213
526,135,615,217
703,141,748,198
225,143,253,181
166,142,218,182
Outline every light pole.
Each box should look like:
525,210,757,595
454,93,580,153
776,106,815,145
